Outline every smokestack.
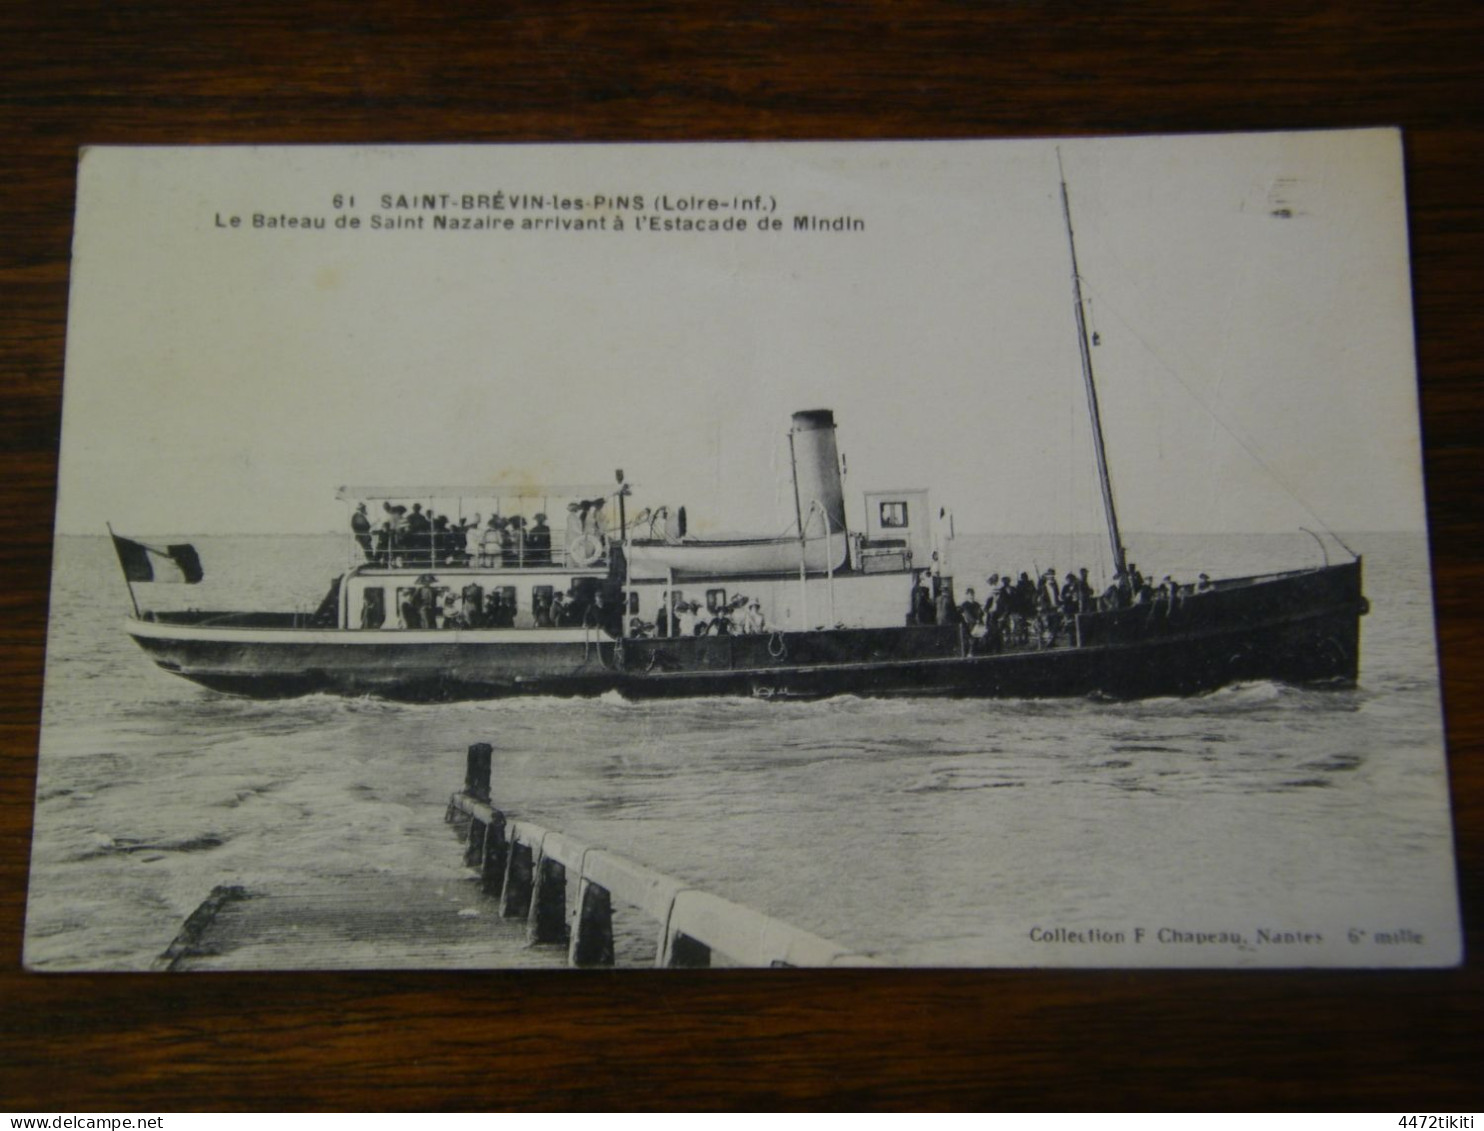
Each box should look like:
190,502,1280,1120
790,409,847,536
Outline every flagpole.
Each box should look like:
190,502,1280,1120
106,522,142,618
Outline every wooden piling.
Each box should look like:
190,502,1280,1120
465,741,493,802
450,758,876,968
499,839,534,919
480,812,507,897
666,932,713,968
528,852,568,945
571,880,615,967
462,817,486,869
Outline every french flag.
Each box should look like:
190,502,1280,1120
110,533,204,584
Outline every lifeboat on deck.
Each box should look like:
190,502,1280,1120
626,529,849,578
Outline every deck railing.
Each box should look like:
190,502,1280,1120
353,531,606,572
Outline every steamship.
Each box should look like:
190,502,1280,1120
117,174,1368,702
119,399,1365,702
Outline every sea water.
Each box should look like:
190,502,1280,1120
22,532,1461,969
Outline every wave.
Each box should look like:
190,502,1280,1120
72,832,228,862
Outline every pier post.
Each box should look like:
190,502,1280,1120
571,880,615,967
527,852,568,946
447,751,874,967
463,817,486,869
500,838,534,919
465,742,493,802
480,812,507,897
664,931,712,969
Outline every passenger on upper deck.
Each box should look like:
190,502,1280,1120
572,497,606,534
503,516,526,567
527,513,552,565
453,515,478,566
481,516,508,568
405,504,432,566
431,515,452,565
380,503,407,566
351,503,374,561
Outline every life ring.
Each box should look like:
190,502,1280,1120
568,533,604,567
767,631,787,659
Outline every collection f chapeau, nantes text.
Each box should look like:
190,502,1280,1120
213,192,866,235
1028,925,1428,948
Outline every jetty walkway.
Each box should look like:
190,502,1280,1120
157,743,874,970
446,742,878,968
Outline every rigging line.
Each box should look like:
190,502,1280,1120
1059,153,1127,581
1067,338,1079,570
1077,276,1346,544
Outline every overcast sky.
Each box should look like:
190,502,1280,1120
55,130,1423,539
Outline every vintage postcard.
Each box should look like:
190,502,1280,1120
26,132,1461,969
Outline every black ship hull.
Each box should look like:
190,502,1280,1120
126,560,1365,703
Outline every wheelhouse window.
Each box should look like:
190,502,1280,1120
879,501,909,528
706,588,727,613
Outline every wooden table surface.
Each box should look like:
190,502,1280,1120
2,0,1480,1110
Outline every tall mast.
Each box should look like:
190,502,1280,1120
1058,150,1128,580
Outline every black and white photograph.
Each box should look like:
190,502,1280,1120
25,131,1461,969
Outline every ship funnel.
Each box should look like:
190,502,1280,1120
790,409,847,536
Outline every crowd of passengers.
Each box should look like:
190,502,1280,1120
391,576,623,634
383,575,767,639
352,501,594,568
911,563,1214,648
650,593,766,638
